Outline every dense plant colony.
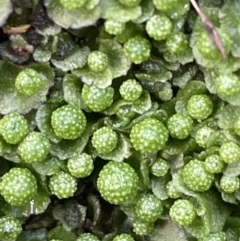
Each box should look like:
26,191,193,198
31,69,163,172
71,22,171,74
0,0,240,240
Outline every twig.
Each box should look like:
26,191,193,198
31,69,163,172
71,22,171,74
3,24,31,34
190,0,226,58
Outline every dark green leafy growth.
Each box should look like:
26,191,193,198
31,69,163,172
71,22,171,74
151,175,169,200
118,0,141,7
51,46,90,72
47,226,77,241
1,142,21,163
17,229,47,241
59,0,88,9
133,0,154,23
44,0,101,29
0,42,29,65
50,121,102,160
103,99,132,116
32,156,66,176
0,139,4,156
135,194,163,223
9,34,34,59
74,66,113,89
223,159,240,177
0,0,12,27
100,0,141,22
173,65,198,88
135,67,173,91
99,39,131,79
146,105,168,123
201,232,227,241
203,68,240,102
49,171,77,199
162,138,197,160
148,220,188,241
220,0,240,58
218,130,240,148
86,194,101,226
33,38,52,63
163,46,194,65
0,61,54,115
130,118,168,154
196,147,220,162
0,112,29,144
51,104,87,140
52,199,86,231
156,82,173,101
62,74,86,110
132,90,152,114
217,105,240,130
170,199,196,226
0,168,37,206
2,191,51,216
36,103,62,143
129,157,151,191
234,116,240,136
152,0,189,16
35,23,61,39
97,161,139,204
0,216,22,241
17,132,51,163
114,22,143,43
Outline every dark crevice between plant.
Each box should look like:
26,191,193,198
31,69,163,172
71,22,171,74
0,28,9,43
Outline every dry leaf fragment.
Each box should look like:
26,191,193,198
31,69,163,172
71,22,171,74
3,24,31,34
